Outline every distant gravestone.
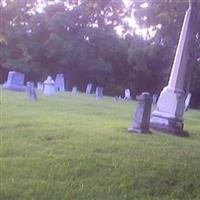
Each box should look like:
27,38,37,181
86,83,93,94
124,89,131,100
128,92,152,133
72,86,78,94
60,74,65,92
55,74,65,92
185,93,192,112
26,82,37,101
43,76,55,96
96,87,103,100
37,82,44,90
152,94,158,105
3,71,26,91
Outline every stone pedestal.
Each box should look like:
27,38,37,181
129,92,152,133
150,1,197,137
44,76,55,96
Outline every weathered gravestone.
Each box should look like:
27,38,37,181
86,83,93,94
96,87,103,100
37,82,44,90
124,89,131,100
3,71,26,91
128,92,152,133
43,76,55,96
26,82,37,101
55,74,65,92
185,93,192,111
72,86,78,94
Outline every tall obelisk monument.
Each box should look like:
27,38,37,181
150,0,198,136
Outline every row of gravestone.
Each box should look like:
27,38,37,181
2,71,104,99
2,71,135,100
2,71,192,110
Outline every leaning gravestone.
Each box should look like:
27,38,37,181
3,71,26,91
86,83,93,94
96,87,103,100
128,92,152,133
72,86,78,94
43,76,55,96
26,82,37,101
124,89,131,100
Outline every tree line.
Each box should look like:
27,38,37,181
1,0,200,107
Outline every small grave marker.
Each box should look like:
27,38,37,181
128,92,152,133
26,82,37,101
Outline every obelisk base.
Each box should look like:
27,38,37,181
150,114,189,137
150,87,189,137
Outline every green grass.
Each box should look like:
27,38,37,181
1,89,200,200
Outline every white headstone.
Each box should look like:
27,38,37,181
55,74,65,92
86,83,93,94
124,89,131,100
96,87,103,100
185,93,192,111
43,76,55,96
72,86,78,94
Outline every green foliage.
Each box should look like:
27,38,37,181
1,0,200,104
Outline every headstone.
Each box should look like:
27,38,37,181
3,71,26,91
26,82,37,101
86,83,93,94
72,86,78,94
43,76,55,96
55,74,65,92
124,89,131,100
37,82,44,90
128,92,152,133
185,93,192,111
96,87,103,100
59,74,65,92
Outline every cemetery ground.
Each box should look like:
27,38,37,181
1,90,200,200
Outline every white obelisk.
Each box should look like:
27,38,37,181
150,0,198,136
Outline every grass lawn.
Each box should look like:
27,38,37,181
1,89,200,200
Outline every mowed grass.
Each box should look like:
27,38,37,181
1,89,200,200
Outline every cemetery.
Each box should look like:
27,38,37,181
1,0,200,199
1,88,200,200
